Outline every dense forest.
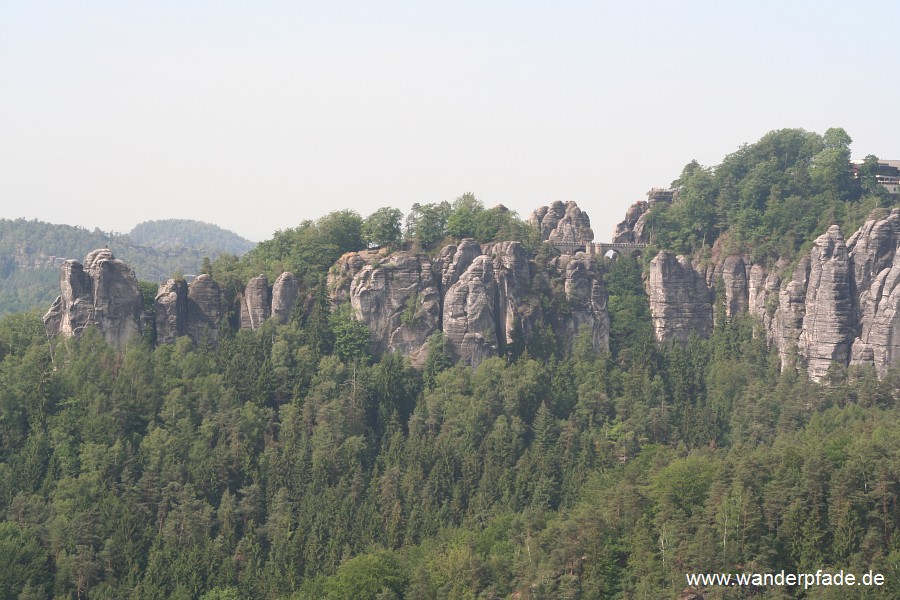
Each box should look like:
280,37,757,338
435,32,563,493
0,219,255,316
644,127,891,261
1,131,899,599
1,257,897,600
128,220,254,256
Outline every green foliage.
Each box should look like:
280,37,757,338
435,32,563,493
3,169,900,599
0,218,255,317
0,309,896,599
236,210,364,286
0,522,49,599
422,332,452,389
605,255,655,363
404,201,451,250
138,281,158,313
362,207,404,248
399,292,420,326
446,192,483,239
322,551,407,600
129,219,255,255
329,304,371,365
443,192,541,251
647,127,876,261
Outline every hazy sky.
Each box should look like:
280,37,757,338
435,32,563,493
2,1,899,242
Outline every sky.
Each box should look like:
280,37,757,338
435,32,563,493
2,1,900,243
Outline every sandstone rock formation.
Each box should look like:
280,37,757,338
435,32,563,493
612,201,649,244
443,255,500,365
241,275,272,330
720,256,748,319
648,252,713,345
155,279,188,345
347,251,441,365
491,241,542,348
553,254,610,353
529,201,594,244
44,249,143,349
329,239,609,367
848,209,900,376
186,274,222,344
271,272,300,324
641,209,900,380
799,226,854,380
56,202,900,381
439,239,481,291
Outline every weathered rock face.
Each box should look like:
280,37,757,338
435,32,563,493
553,254,609,353
439,239,481,291
612,201,649,244
720,256,748,318
747,262,782,344
529,201,594,244
774,258,810,369
241,275,272,330
347,252,441,366
271,272,300,324
155,279,188,344
641,209,900,380
490,241,543,348
648,252,713,345
186,274,222,344
443,255,500,365
848,209,900,376
327,239,609,367
327,248,386,307
799,226,854,380
43,249,143,349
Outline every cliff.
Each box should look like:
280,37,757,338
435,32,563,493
644,208,900,380
43,249,144,349
529,201,594,244
43,202,900,380
327,237,608,367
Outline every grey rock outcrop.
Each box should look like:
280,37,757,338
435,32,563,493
848,209,900,375
439,239,481,290
43,249,143,349
529,201,594,244
798,226,854,380
491,241,543,348
774,258,810,369
347,252,441,365
327,249,386,307
272,272,300,324
443,256,500,365
720,256,748,318
155,279,188,344
186,274,222,344
612,201,649,244
648,252,713,345
241,275,272,330
553,254,609,353
747,262,781,343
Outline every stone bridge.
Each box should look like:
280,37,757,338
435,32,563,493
552,241,647,257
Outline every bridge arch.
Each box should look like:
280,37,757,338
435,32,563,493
551,240,648,257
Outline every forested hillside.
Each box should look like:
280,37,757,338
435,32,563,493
1,253,898,599
642,128,891,261
129,220,254,256
0,219,255,317
2,134,900,599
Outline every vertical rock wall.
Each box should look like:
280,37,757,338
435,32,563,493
43,249,143,349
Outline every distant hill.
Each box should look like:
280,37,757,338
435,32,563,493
129,219,255,255
0,218,256,316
